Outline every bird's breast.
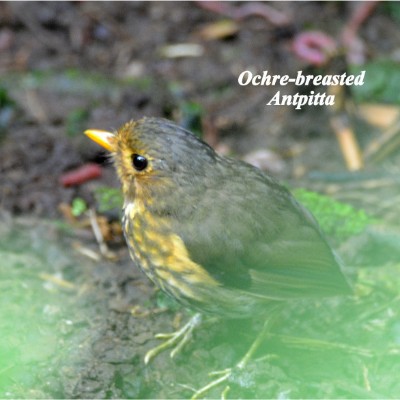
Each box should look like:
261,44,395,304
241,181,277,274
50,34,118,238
122,201,219,305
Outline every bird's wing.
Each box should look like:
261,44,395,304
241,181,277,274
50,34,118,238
176,171,351,300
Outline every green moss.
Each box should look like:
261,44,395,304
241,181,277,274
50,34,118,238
293,188,373,241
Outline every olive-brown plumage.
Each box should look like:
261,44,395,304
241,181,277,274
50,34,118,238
86,117,351,319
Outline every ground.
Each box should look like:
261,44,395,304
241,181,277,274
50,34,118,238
1,2,400,399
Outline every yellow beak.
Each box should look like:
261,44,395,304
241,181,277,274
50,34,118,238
84,129,115,152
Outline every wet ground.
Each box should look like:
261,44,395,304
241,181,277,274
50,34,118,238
1,2,400,399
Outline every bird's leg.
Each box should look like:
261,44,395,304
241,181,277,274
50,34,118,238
191,309,278,399
144,312,202,364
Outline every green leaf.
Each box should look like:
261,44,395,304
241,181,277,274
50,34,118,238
71,197,88,217
351,60,400,104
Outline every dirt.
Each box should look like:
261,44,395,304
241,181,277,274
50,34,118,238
1,2,400,399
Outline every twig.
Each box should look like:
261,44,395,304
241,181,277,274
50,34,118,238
39,272,75,289
364,120,400,164
196,1,291,26
269,333,373,357
88,209,117,260
72,241,101,261
330,115,364,171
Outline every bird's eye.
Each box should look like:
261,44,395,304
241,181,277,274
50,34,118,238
132,154,148,171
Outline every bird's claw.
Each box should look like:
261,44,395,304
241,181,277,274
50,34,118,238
191,368,232,399
190,312,278,398
144,313,202,364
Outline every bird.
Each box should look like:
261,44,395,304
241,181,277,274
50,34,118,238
84,117,351,398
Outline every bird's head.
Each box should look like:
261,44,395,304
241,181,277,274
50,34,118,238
85,117,218,206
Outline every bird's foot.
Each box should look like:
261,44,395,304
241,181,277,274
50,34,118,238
190,309,279,398
191,368,233,399
144,312,202,364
